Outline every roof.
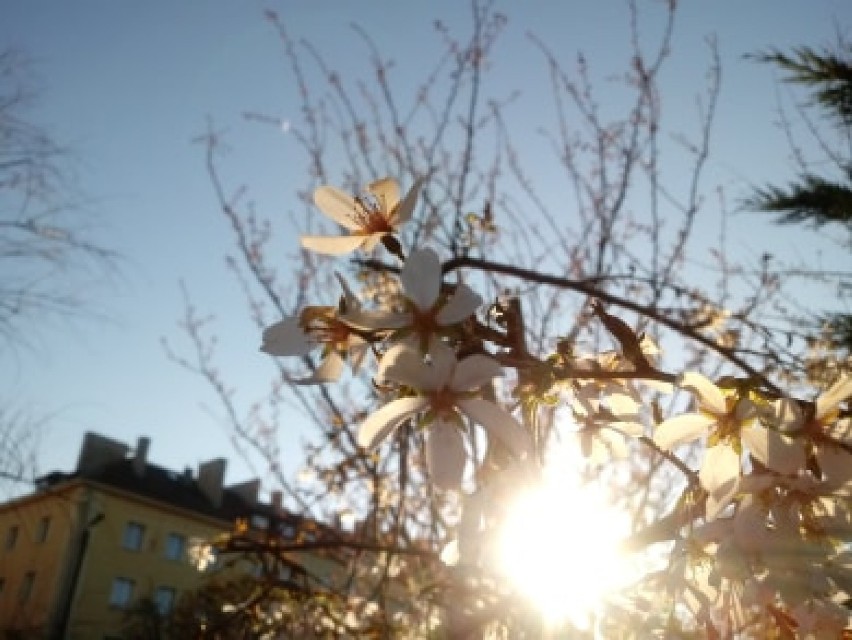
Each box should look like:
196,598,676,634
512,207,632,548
36,459,272,524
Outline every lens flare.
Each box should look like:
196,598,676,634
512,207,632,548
497,473,633,629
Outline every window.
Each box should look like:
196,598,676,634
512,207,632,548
250,513,270,530
154,586,176,615
122,521,145,551
277,522,295,539
164,533,185,561
5,525,18,550
109,577,134,608
19,571,34,602
36,516,50,543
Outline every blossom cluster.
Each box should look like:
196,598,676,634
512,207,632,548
262,176,852,635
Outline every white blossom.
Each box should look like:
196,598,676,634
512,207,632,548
301,177,421,255
343,246,481,344
359,341,530,489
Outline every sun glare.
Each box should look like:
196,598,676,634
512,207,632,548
497,472,634,629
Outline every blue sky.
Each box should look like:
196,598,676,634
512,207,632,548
2,1,849,493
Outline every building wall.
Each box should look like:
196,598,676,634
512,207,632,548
65,486,230,640
0,479,240,639
0,484,83,637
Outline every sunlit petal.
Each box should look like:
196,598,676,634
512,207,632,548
313,186,361,230
700,443,740,494
289,350,344,385
300,234,366,255
360,233,385,252
313,351,345,382
826,417,852,445
607,392,640,420
401,247,441,311
436,283,482,325
457,398,530,458
261,317,313,356
358,397,428,450
439,539,460,566
653,412,716,450
700,444,740,519
450,354,502,392
816,375,852,421
680,372,727,415
368,177,401,212
427,419,467,490
609,420,644,438
741,426,805,475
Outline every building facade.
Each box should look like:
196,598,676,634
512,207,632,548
0,432,294,639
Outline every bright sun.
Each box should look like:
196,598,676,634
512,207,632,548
497,472,634,629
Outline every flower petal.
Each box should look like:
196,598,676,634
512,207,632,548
700,443,740,493
439,539,460,566
741,426,805,475
423,340,456,391
300,234,366,256
450,354,502,392
289,351,344,385
427,419,467,490
814,443,852,488
764,397,804,432
653,412,716,450
456,397,531,458
313,186,361,230
680,372,727,416
436,283,482,325
261,317,313,357
733,494,768,553
389,178,422,226
816,375,852,421
401,247,441,311
826,417,852,446
358,397,428,450
377,344,429,387
342,308,411,331
367,177,401,213
348,338,370,373
606,392,640,420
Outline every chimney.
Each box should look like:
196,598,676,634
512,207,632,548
76,432,129,475
197,458,227,508
271,490,283,514
132,437,150,477
228,479,260,505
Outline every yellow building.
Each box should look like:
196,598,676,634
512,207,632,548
0,431,297,639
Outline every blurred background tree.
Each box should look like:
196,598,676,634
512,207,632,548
0,48,117,493
746,41,852,359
